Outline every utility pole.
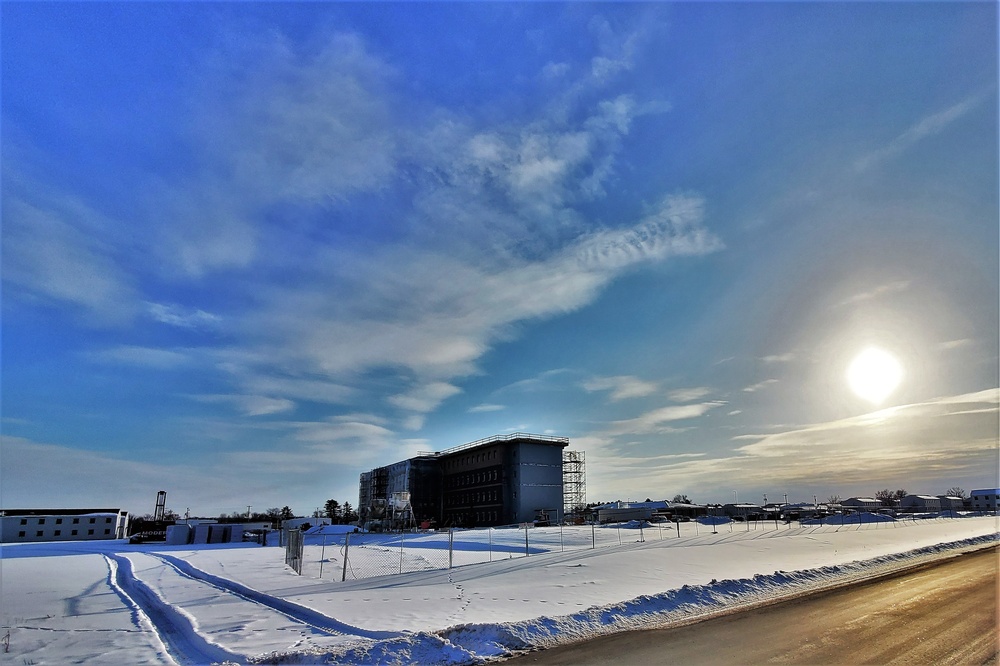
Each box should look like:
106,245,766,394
247,505,252,520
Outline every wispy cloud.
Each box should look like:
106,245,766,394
496,370,574,395
838,280,910,307
192,393,296,417
584,375,659,401
938,338,973,351
855,92,987,172
468,403,506,413
606,401,725,436
759,354,794,364
668,387,712,403
90,345,194,369
388,382,463,413
590,389,999,499
743,379,778,393
2,176,137,325
147,302,221,328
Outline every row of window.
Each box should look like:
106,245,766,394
444,511,500,524
16,528,110,538
446,468,501,489
444,448,499,470
18,517,112,525
445,490,501,507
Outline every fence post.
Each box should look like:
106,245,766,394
524,524,529,557
341,532,350,582
591,523,595,549
489,527,493,562
448,529,454,569
639,522,644,543
560,523,564,552
319,535,327,579
399,531,405,574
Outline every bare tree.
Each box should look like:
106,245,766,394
874,489,894,506
945,487,967,499
827,495,841,504
671,494,692,504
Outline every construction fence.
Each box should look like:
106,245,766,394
283,512,986,582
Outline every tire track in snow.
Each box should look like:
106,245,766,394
152,553,404,641
105,554,242,665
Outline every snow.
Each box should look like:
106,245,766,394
1,515,997,665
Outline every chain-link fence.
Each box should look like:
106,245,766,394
284,528,304,574
286,512,986,581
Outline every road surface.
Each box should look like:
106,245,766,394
504,546,999,665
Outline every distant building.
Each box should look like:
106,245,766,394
0,509,129,543
970,489,1000,512
721,503,763,519
595,501,662,523
936,496,965,511
841,497,880,512
359,433,571,528
899,495,942,513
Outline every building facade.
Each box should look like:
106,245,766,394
936,495,965,511
970,489,1000,512
841,497,881,512
899,495,942,512
359,433,571,528
0,509,129,543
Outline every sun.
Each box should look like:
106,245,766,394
846,346,904,405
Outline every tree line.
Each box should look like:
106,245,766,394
318,499,359,523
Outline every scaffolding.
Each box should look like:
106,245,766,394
562,450,586,516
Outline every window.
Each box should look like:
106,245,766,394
38,518,45,525
73,518,79,524
36,530,43,537
18,531,25,538
71,530,78,536
19,518,26,525
54,530,61,536
106,517,112,523
56,518,63,524
88,529,94,535
104,529,111,535
89,518,96,524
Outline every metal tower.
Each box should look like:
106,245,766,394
153,490,167,522
562,450,586,515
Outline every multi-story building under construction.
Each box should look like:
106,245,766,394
359,433,584,529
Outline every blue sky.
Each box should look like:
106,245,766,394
2,3,997,517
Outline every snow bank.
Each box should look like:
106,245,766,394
277,532,998,665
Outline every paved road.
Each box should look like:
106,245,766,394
504,546,999,665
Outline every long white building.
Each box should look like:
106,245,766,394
1,509,130,543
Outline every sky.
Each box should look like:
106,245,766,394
2,2,997,518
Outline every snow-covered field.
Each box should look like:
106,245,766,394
1,516,996,665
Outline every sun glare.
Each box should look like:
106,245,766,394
846,346,903,405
